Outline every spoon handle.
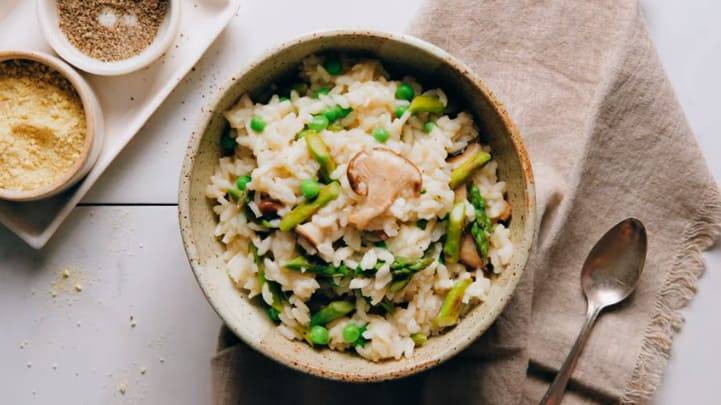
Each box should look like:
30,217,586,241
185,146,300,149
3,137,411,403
539,304,602,405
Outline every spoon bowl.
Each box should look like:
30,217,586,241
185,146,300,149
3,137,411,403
582,218,647,309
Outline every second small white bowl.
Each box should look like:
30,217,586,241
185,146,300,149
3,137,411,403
36,0,181,76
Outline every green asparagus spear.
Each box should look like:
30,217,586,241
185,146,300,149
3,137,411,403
408,95,445,114
259,219,278,229
389,256,434,293
283,256,311,271
410,332,428,346
266,307,281,322
389,278,411,293
468,185,492,261
377,299,394,314
407,256,435,272
279,181,341,231
305,130,337,182
443,202,466,263
310,301,355,326
449,150,491,189
252,245,285,320
283,256,342,277
227,187,244,203
389,257,412,270
432,278,472,328
391,256,434,277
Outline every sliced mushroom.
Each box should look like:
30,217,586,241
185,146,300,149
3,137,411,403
295,222,324,249
459,233,485,269
347,148,422,229
362,230,389,243
447,142,481,168
258,198,283,215
374,230,390,241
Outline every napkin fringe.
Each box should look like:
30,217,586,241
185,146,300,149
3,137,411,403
621,187,721,404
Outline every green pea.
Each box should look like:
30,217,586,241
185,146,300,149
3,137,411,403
324,105,352,122
313,86,330,98
300,179,321,200
220,130,237,155
324,57,342,75
372,127,390,143
236,175,251,191
309,325,330,345
394,105,408,118
342,323,362,343
395,83,415,101
423,122,436,133
323,107,340,122
337,106,352,118
250,115,266,133
308,115,330,131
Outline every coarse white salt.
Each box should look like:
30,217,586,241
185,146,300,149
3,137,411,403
97,8,118,28
121,13,138,27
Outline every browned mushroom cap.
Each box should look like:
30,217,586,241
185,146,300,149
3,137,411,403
295,222,324,249
447,142,481,168
347,148,422,229
459,233,485,269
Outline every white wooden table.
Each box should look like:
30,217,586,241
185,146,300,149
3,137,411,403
1,1,718,403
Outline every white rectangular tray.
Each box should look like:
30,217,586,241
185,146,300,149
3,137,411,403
0,0,240,249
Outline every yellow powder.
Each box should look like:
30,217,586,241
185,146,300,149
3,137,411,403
0,60,87,192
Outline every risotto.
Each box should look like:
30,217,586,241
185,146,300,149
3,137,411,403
206,55,513,362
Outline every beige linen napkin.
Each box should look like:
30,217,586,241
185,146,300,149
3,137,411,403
212,0,721,403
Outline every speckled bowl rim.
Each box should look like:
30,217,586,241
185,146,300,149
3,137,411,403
0,50,100,201
179,29,536,382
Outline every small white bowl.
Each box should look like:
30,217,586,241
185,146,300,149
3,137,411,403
36,0,181,76
0,50,104,201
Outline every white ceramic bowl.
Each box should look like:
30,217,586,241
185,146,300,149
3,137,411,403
0,50,104,201
36,0,181,76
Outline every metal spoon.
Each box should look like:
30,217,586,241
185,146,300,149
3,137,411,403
539,218,647,405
